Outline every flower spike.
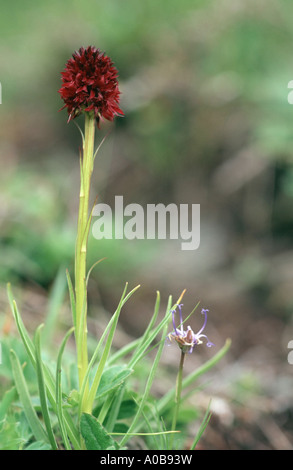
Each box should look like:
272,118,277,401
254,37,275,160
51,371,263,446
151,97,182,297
58,46,123,126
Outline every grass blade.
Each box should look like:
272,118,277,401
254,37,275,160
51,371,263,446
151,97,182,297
34,325,58,450
103,383,126,433
120,305,170,447
190,399,212,449
56,326,75,450
127,295,173,369
83,283,140,414
86,257,106,286
131,290,161,359
10,349,49,445
7,284,36,368
108,290,185,366
101,291,160,434
78,283,137,411
7,284,81,449
42,266,67,347
66,269,76,327
0,386,17,421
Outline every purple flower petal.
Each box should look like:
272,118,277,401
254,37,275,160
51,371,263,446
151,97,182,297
168,304,214,354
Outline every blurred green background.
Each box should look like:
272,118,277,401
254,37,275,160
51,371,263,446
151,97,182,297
1,0,293,449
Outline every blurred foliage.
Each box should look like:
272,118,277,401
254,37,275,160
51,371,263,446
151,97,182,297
1,0,293,317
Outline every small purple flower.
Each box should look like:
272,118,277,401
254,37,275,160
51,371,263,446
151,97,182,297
168,304,214,354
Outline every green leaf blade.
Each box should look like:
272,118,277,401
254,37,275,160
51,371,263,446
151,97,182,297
34,325,58,450
9,349,49,445
80,413,119,450
96,365,133,400
7,284,81,449
55,326,75,450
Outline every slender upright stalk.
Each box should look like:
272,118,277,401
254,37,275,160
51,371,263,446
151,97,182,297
170,351,185,449
59,47,123,408
75,112,96,398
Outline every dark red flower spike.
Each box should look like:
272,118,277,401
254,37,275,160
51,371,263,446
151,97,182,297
58,46,123,126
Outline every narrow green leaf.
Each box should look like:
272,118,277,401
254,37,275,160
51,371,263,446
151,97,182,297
131,290,161,360
110,431,179,437
93,131,109,162
79,146,85,193
140,407,169,450
76,292,88,377
81,283,129,414
80,283,140,415
97,392,116,425
190,400,212,450
56,327,75,450
120,307,170,447
81,197,98,253
128,294,173,369
34,325,58,450
7,284,36,368
103,383,126,434
97,373,134,428
96,366,133,400
0,386,17,421
66,269,76,327
43,266,67,347
73,120,85,147
10,349,49,444
107,290,185,366
86,257,106,286
80,413,118,450
107,337,141,366
7,285,81,449
88,284,139,408
25,441,52,450
103,293,171,440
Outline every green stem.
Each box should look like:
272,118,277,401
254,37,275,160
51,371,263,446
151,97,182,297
75,112,95,401
170,350,185,449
